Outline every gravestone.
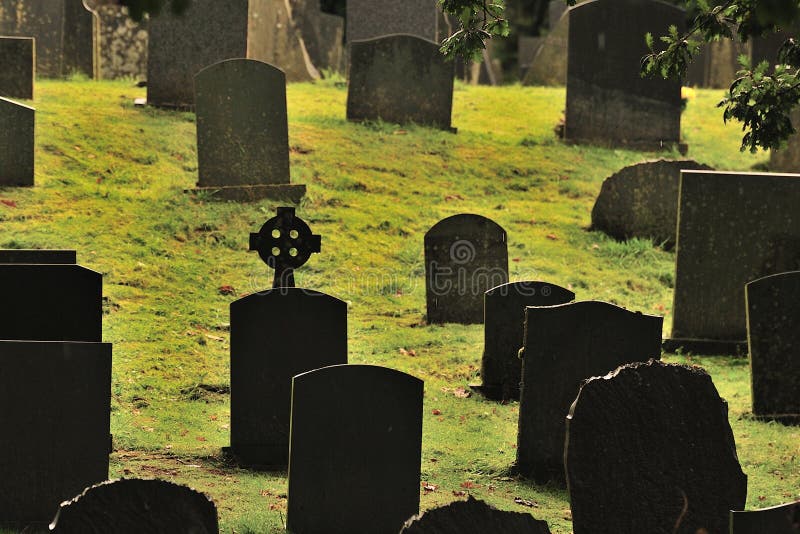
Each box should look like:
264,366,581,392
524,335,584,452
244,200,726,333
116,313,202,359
517,300,662,482
478,281,575,401
0,97,34,187
667,170,800,354
517,36,542,79
400,496,552,534
771,109,800,173
522,8,568,87
0,340,111,529
347,34,455,131
565,360,748,534
424,214,509,325
590,159,713,248
193,59,306,202
730,501,800,533
50,479,219,533
346,0,438,43
94,3,148,80
229,288,347,467
0,249,76,264
685,37,750,89
564,0,685,150
287,365,423,534
745,272,800,424
289,0,345,73
0,37,33,99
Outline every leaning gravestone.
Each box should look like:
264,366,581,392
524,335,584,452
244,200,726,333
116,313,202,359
591,159,713,248
50,479,219,533
565,360,748,534
730,501,800,534
0,37,34,99
0,340,111,529
517,301,662,482
667,170,800,354
522,7,568,87
564,0,685,150
0,249,76,264
347,34,455,131
0,97,34,187
425,214,509,325
745,272,800,424
400,496,552,534
346,0,438,43
478,281,575,401
287,365,423,534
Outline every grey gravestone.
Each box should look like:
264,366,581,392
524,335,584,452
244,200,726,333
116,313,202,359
50,478,219,533
425,214,509,325
667,170,800,354
0,340,111,529
565,360,747,534
0,264,102,341
347,34,455,131
229,288,347,467
517,301,662,482
287,365,423,534
730,501,800,533
523,7,568,87
0,37,33,99
478,281,575,401
564,0,684,150
0,96,34,187
591,159,713,248
0,249,76,264
400,496,552,534
745,272,800,424
346,0,438,43
193,59,306,202
95,3,148,81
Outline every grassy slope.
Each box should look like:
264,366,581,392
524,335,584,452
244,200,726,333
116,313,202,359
0,78,797,533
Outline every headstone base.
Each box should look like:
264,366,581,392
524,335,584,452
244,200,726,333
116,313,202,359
187,184,306,203
662,337,747,355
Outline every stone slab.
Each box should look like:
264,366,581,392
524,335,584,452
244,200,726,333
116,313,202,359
730,501,800,534
0,249,76,264
0,96,34,186
400,496,552,533
0,36,33,99
346,0,438,43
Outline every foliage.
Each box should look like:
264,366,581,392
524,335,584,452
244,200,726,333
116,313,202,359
439,1,511,61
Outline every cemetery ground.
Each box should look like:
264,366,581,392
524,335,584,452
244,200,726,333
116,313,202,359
1,76,797,533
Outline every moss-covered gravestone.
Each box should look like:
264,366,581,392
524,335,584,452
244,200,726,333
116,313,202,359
0,249,76,264
0,97,34,187
346,0,438,43
730,501,800,533
0,37,34,100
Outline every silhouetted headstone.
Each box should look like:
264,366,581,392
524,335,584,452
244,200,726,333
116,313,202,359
565,360,747,534
346,0,438,43
478,281,575,401
0,97,34,187
0,37,34,99
517,301,662,482
400,496,552,533
425,214,508,325
730,501,800,533
287,365,423,534
347,34,455,131
50,479,219,533
0,249,76,264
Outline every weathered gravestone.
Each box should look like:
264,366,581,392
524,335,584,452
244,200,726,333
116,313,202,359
522,7,568,87
50,478,219,533
564,0,685,150
590,159,713,248
745,271,800,424
517,301,662,482
287,365,423,534
229,288,347,467
193,59,306,202
347,34,455,131
0,96,34,187
400,495,552,534
730,501,800,533
289,0,345,73
565,360,748,534
346,0,438,43
93,2,148,81
667,170,800,354
0,249,76,264
0,340,111,529
425,214,509,325
0,37,33,99
478,281,575,401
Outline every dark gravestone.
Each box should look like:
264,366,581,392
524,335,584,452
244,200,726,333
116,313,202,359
0,96,34,187
478,281,575,401
0,340,111,529
0,249,76,264
287,365,423,534
517,301,662,482
50,478,219,533
730,501,800,533
564,0,684,150
0,264,102,341
229,288,347,467
0,37,34,99
400,496,552,534
424,214,509,325
591,159,713,248
565,360,748,534
347,34,455,131
668,170,800,354
346,0,438,43
745,272,800,424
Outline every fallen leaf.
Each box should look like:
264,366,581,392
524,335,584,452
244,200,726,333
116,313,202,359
445,194,465,201
512,258,521,262
399,348,417,357
0,199,17,208
546,233,558,240
218,285,236,295
452,490,467,497
453,387,471,398
514,497,539,508
422,482,438,493
461,481,481,489
432,409,442,416
196,436,207,442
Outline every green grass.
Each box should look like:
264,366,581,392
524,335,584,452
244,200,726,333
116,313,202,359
0,78,797,533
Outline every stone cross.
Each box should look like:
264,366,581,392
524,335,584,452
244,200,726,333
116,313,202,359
249,207,321,288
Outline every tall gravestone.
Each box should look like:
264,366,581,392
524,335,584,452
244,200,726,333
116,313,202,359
745,272,800,424
346,0,438,43
425,214,509,325
478,281,575,401
730,501,800,534
517,301,662,482
0,37,34,99
287,365,423,534
564,0,684,150
400,496,552,534
0,97,34,187
565,360,748,534
347,34,455,131
667,170,800,354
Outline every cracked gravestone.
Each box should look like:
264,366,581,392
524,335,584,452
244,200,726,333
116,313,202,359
400,496,552,533
0,96,34,187
730,501,800,533
0,37,34,99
